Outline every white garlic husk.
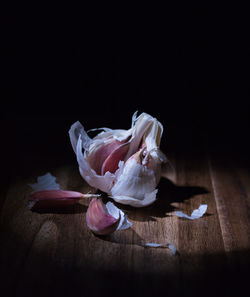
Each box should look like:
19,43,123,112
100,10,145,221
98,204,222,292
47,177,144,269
69,112,167,207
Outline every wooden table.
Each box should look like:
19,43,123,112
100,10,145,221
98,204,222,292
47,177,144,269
1,152,250,297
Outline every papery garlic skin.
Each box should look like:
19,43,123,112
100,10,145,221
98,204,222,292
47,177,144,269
110,158,159,207
69,112,167,207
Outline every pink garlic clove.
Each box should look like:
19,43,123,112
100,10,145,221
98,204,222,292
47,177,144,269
101,142,129,175
28,190,98,211
87,139,123,175
86,198,120,235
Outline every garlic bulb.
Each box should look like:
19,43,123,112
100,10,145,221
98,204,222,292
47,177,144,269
69,112,167,207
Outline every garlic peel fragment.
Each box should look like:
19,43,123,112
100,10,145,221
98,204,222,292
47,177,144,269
175,204,208,220
28,172,60,191
143,242,177,255
105,201,132,230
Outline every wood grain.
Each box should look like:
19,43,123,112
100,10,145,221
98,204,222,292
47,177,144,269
0,154,250,297
209,157,250,252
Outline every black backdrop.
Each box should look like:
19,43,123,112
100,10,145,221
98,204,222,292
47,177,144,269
6,2,250,185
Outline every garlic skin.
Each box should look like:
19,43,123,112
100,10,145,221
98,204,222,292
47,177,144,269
69,112,167,207
109,153,159,207
86,198,132,235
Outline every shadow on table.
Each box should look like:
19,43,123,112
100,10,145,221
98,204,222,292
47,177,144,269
118,177,209,222
30,203,88,214
98,227,144,246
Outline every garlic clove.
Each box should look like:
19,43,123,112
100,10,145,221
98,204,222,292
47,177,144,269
86,198,121,235
101,142,129,175
87,139,124,175
86,198,132,235
28,190,100,211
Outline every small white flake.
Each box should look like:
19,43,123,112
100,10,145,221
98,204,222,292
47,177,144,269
28,173,60,191
175,204,208,220
143,242,177,255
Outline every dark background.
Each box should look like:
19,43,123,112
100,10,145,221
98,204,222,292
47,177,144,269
5,2,250,183
4,2,250,297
